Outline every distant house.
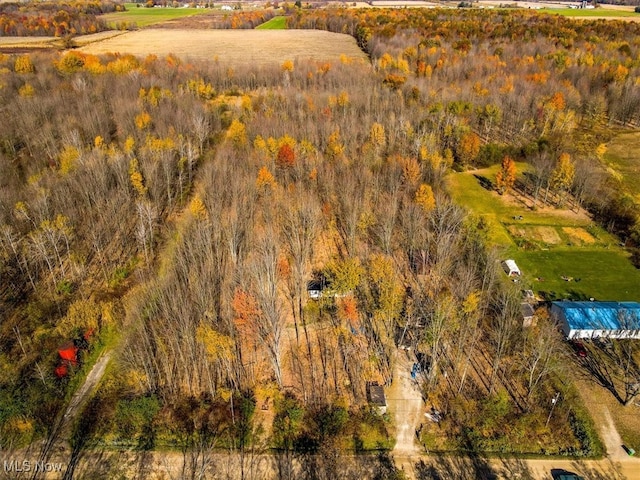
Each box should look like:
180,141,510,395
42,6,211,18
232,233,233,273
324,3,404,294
367,382,387,414
521,303,536,327
502,259,521,277
551,301,640,339
307,279,324,299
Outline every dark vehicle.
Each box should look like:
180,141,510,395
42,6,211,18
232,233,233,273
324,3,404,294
570,340,587,358
551,468,585,480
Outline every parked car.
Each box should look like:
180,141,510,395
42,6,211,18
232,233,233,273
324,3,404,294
570,340,587,358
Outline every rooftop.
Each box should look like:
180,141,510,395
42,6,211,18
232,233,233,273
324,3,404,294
552,301,640,331
367,383,386,406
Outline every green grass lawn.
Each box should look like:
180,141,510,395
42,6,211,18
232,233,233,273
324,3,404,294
603,131,640,198
515,250,640,301
101,3,212,28
256,16,287,30
541,8,639,18
448,166,640,301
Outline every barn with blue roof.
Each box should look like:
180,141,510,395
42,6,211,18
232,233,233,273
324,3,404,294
550,301,640,339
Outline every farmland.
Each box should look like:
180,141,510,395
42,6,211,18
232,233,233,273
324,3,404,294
542,7,640,18
256,15,287,29
78,29,367,66
100,3,212,27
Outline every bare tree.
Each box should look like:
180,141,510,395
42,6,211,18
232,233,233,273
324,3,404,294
247,231,285,387
488,287,521,394
279,188,321,343
518,312,564,410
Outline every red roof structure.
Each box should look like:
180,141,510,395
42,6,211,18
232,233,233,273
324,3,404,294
54,364,68,378
58,341,78,364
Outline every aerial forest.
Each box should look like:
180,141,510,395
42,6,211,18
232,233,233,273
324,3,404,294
1,5,640,477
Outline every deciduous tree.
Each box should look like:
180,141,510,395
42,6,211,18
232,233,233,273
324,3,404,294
495,155,517,195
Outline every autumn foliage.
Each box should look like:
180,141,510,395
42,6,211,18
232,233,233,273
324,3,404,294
275,143,296,168
0,1,117,37
496,156,517,195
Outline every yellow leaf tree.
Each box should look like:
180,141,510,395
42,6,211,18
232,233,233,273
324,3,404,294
495,155,517,195
456,131,481,167
14,55,35,74
188,195,208,220
550,152,575,206
58,145,80,175
415,183,436,212
256,166,276,189
227,119,247,147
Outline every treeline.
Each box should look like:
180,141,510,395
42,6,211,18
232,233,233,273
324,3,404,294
196,10,278,29
287,7,640,257
0,1,121,37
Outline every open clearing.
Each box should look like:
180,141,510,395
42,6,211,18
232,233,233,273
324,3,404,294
448,166,640,301
257,16,287,29
78,29,368,67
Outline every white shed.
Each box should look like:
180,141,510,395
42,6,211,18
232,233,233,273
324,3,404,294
502,259,521,277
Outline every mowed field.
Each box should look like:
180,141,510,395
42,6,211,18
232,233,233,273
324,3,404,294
78,29,368,67
448,165,640,302
100,3,212,27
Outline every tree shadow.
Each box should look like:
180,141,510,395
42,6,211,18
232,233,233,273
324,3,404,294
580,346,626,405
414,452,498,480
473,174,494,191
62,397,100,480
497,457,535,480
296,450,404,480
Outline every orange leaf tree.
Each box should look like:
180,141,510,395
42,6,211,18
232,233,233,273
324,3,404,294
496,155,517,195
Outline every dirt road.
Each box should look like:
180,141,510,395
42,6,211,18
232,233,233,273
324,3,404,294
63,351,112,422
388,350,424,458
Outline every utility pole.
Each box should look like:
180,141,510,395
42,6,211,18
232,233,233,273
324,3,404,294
546,391,560,427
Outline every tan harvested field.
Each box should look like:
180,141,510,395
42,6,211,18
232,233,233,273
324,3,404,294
0,31,126,52
78,29,369,67
563,226,596,245
508,225,563,245
72,30,129,46
0,36,56,50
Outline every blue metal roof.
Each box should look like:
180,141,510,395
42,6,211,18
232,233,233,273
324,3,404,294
552,301,640,331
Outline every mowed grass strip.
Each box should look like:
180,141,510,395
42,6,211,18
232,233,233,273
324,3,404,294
101,3,211,27
256,16,287,29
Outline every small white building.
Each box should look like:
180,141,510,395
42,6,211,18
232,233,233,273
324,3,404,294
502,259,521,277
